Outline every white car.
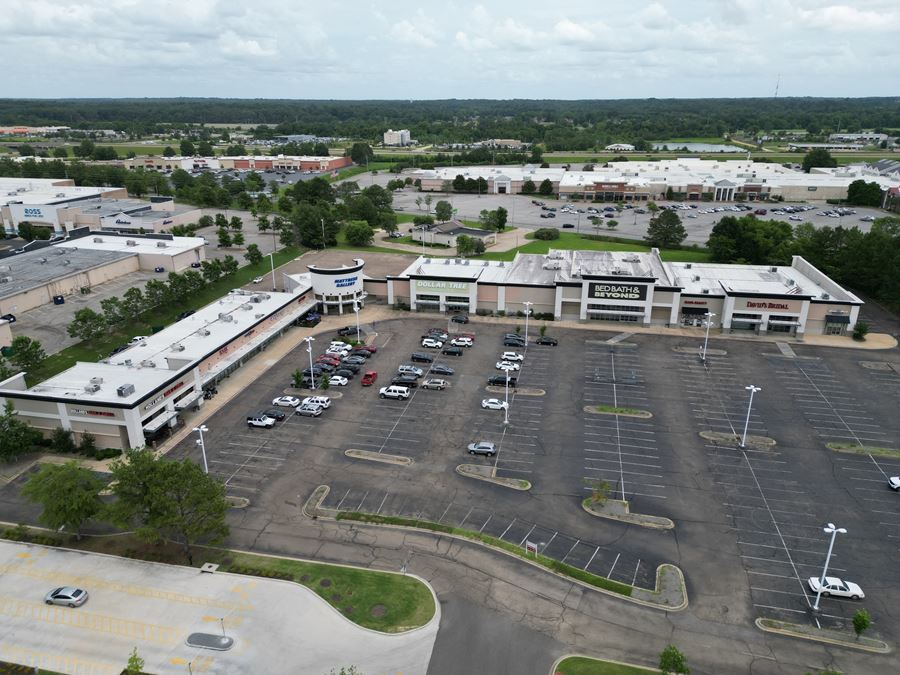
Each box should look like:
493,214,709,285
326,347,350,356
252,276,264,284
302,396,331,409
271,396,301,407
129,335,148,345
500,351,524,362
807,576,864,600
481,398,509,410
889,476,900,490
789,215,802,221
451,337,473,347
495,361,520,371
421,338,444,349
328,375,349,386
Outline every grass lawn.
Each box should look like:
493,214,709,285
475,232,710,263
327,162,393,183
26,246,303,385
334,229,419,255
556,656,656,675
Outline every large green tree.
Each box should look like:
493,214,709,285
0,401,41,461
244,243,263,266
348,143,373,165
846,180,883,207
22,461,106,539
107,450,229,564
707,215,794,264
343,220,374,246
9,336,46,373
645,210,687,248
434,200,453,222
538,178,554,196
802,147,837,173
67,308,107,342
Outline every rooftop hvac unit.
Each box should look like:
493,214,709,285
444,259,450,265
84,383,101,393
241,303,252,311
685,263,692,269
769,266,778,272
171,344,185,352
93,237,103,243
123,359,132,367
156,241,167,248
126,240,137,246
255,313,265,319
117,383,135,397
56,192,65,197
62,260,71,266
822,293,830,300
0,277,10,284
219,313,234,323
56,249,66,255
786,278,795,286
701,289,710,294
89,377,103,385
39,258,47,264
692,275,700,282
140,360,156,368
483,261,489,266
250,295,262,303
199,329,210,336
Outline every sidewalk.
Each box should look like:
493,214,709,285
374,226,528,257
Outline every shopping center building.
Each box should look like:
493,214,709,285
0,282,315,450
380,250,861,337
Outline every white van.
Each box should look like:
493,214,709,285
379,385,411,400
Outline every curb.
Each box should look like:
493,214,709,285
581,499,674,530
486,385,546,396
549,654,659,675
456,464,531,490
754,617,891,654
700,430,776,449
345,449,412,466
584,405,653,419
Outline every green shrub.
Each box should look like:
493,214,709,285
50,427,76,453
533,227,560,241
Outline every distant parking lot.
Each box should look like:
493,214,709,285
163,315,900,639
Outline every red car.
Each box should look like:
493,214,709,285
317,356,341,366
361,371,378,386
356,345,378,354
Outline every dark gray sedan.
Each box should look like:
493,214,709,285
430,364,455,376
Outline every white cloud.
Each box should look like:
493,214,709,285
218,31,276,58
554,19,594,43
390,19,437,48
640,2,670,29
455,31,495,52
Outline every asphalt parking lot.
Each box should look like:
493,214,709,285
152,317,900,640
0,540,437,674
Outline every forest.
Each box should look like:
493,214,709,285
1,98,899,150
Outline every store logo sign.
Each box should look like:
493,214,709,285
589,283,647,301
335,276,358,288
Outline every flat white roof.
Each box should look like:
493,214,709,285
55,235,204,256
398,256,512,283
20,285,312,406
0,178,111,206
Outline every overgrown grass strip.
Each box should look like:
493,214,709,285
826,442,900,458
336,511,633,597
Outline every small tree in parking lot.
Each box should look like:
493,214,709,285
584,478,611,506
291,369,305,388
659,644,690,674
539,324,547,337
853,608,871,640
852,320,870,341
320,377,330,391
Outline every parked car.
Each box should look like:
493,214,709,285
888,476,900,490
450,337,473,347
317,356,341,366
44,587,88,607
129,335,148,345
361,371,378,386
316,363,337,373
421,378,447,390
487,375,517,387
348,350,371,360
450,314,469,324
424,330,449,341
397,364,424,377
271,396,301,407
355,345,378,354
421,338,444,349
247,413,276,428
380,385,411,400
411,351,434,363
333,368,355,380
442,346,463,356
807,576,864,600
262,409,286,421
1,314,16,323
496,361,520,371
337,326,354,336
328,375,349,387
295,404,324,417
190,262,202,268
252,276,264,284
500,351,524,362
504,338,527,347
535,336,559,346
430,364,455,376
342,355,367,365
467,441,496,457
154,266,165,273
481,398,509,410
391,374,419,388
177,310,195,320
302,396,331,409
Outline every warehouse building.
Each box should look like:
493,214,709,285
0,283,315,450
382,250,860,338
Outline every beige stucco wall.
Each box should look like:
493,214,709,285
504,286,555,314
0,320,11,349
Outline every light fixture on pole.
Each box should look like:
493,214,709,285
192,424,209,474
740,385,761,448
320,218,326,249
353,300,361,344
812,523,846,611
303,336,316,389
701,312,717,362
269,251,277,292
523,301,534,346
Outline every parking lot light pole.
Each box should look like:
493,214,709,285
353,301,361,344
523,301,534,346
740,385,761,448
504,370,510,425
269,251,277,292
813,523,846,611
701,312,717,362
192,425,209,474
304,336,316,389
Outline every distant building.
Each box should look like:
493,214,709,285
0,126,70,136
409,219,497,248
480,139,528,150
383,129,411,146
828,132,889,144
605,143,635,152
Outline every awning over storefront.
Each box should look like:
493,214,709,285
174,389,202,411
731,318,763,324
825,314,851,324
142,409,178,433
586,308,644,315
768,319,801,326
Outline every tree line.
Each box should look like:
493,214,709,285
2,98,898,150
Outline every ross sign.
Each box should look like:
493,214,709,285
23,207,44,218
9,203,60,226
415,280,470,292
588,283,648,301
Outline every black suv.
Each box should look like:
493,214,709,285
535,336,558,346
442,346,463,356
504,338,527,347
411,352,434,363
488,375,517,388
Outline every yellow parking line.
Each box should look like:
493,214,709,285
0,644,119,675
0,595,181,645
0,563,253,611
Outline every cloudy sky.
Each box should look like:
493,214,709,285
1,0,895,99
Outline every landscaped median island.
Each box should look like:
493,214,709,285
456,463,531,490
552,655,656,675
0,526,435,634
585,405,652,419
581,497,674,530
755,617,890,653
345,449,412,466
699,430,776,450
826,442,900,459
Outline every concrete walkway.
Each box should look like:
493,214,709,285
374,226,528,257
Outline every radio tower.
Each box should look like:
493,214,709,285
774,74,781,98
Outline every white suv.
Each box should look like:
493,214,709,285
302,396,331,410
379,385,411,400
